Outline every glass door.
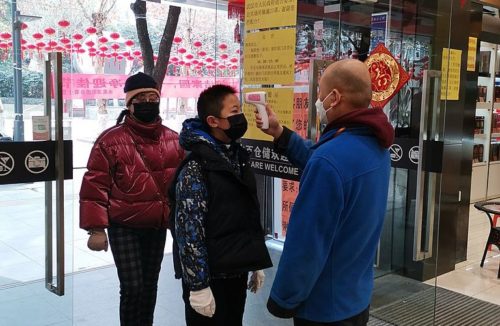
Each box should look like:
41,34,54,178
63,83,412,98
0,2,74,325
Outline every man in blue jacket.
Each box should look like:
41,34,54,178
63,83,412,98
255,59,394,325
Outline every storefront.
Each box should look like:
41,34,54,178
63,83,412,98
1,0,499,325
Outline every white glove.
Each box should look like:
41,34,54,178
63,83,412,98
248,270,265,293
87,229,108,252
190,287,216,317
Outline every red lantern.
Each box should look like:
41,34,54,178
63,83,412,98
231,65,238,70
20,23,28,30
21,39,27,45
193,41,202,48
44,27,56,35
0,42,8,49
32,33,43,40
60,37,70,44
178,60,185,66
88,47,96,52
213,61,219,66
36,41,46,48
27,44,36,50
55,46,64,52
99,53,106,58
218,43,228,50
1,32,11,40
89,52,97,57
191,59,199,65
98,36,108,43
173,36,182,43
99,45,108,52
110,32,120,40
230,57,238,63
178,47,187,54
219,65,226,69
111,43,120,50
86,26,97,34
73,33,83,41
185,54,194,60
48,40,58,47
206,57,214,63
170,57,179,62
153,54,158,61
73,43,82,49
125,40,134,47
85,41,95,48
127,56,134,61
117,55,123,60
64,44,72,50
133,50,141,56
58,20,70,28
198,51,207,57
77,48,86,54
221,54,228,60
122,51,130,57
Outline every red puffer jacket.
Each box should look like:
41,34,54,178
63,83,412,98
79,115,184,230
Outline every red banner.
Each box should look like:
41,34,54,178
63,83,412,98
57,74,240,100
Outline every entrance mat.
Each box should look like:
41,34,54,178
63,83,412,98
368,316,394,325
371,287,500,326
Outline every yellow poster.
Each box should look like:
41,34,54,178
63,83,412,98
467,37,477,72
245,0,298,31
243,28,296,85
441,48,462,101
242,87,294,141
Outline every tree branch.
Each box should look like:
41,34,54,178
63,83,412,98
131,0,155,75
153,6,181,90
104,0,118,16
76,0,93,24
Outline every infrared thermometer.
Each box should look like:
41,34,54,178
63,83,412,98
244,91,269,129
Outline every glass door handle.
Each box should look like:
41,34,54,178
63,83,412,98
413,69,442,261
44,53,65,296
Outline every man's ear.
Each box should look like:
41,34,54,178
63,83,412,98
206,115,219,128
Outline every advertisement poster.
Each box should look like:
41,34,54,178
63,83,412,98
370,12,388,52
243,28,296,85
32,116,50,141
245,0,297,31
467,37,477,72
441,48,462,101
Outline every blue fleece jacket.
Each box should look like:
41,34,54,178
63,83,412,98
269,126,390,322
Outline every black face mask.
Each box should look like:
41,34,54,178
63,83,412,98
132,102,160,123
221,113,248,141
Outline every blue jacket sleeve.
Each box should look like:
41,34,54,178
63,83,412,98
268,156,344,317
285,132,315,170
174,160,210,291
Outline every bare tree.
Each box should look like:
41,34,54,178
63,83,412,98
131,0,181,91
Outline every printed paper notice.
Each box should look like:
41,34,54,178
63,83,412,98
467,37,477,72
441,48,462,101
245,0,297,31
243,29,296,85
242,88,294,141
32,116,50,141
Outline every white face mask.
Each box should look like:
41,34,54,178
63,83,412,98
315,91,333,124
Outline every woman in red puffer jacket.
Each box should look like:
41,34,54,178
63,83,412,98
79,72,184,326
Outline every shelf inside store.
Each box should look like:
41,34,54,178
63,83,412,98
476,102,491,110
489,160,500,165
473,162,488,167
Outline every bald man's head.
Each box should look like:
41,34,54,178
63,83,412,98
320,59,372,109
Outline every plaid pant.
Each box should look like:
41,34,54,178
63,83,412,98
108,224,167,326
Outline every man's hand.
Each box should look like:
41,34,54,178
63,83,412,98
190,287,216,317
87,229,108,252
255,105,283,139
248,270,265,293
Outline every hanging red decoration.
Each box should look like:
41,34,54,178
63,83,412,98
48,40,58,47
230,57,238,63
127,56,134,61
117,55,123,60
44,27,56,35
219,65,226,69
27,44,36,50
125,40,134,47
0,32,11,40
198,51,207,57
36,41,46,48
60,37,70,44
99,45,108,52
153,55,158,61
111,43,120,51
58,20,70,28
32,33,44,40
221,54,228,60
85,41,95,48
191,59,199,65
55,46,64,52
73,43,82,49
20,23,28,30
178,47,187,54
213,61,219,66
98,36,108,43
21,39,27,45
185,54,194,60
0,42,8,49
218,43,228,50
206,57,214,63
110,32,120,40
64,44,72,50
193,41,202,48
133,50,141,56
178,60,185,66
173,36,182,43
78,48,86,54
73,33,83,41
88,47,96,52
170,57,179,62
86,26,97,34
89,52,97,57
231,65,238,70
